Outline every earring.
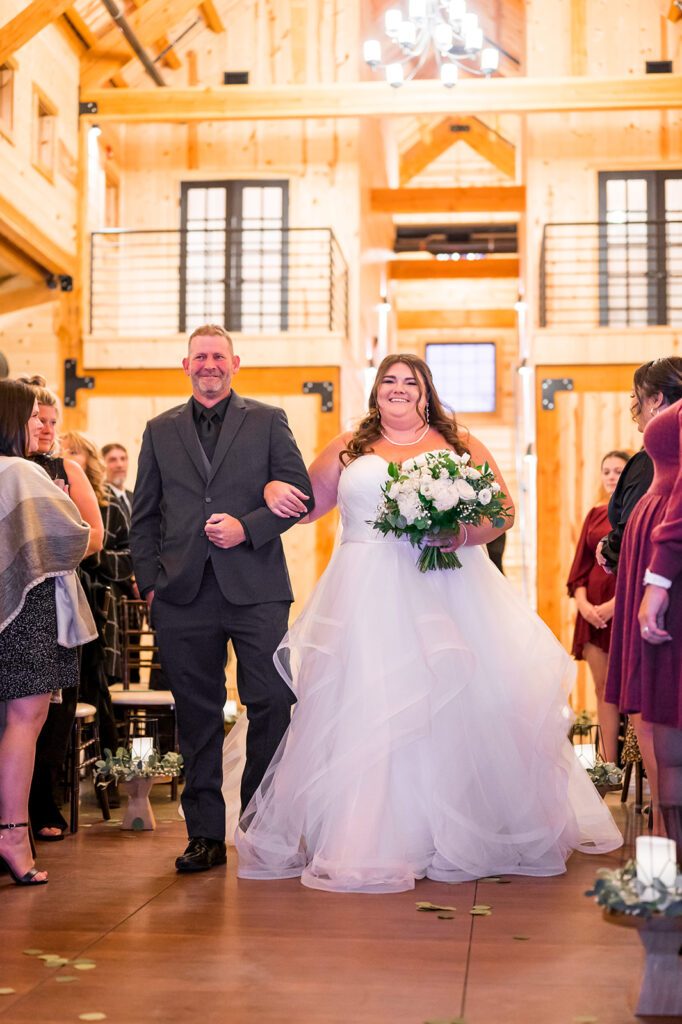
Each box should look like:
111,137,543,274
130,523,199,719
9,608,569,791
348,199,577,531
425,403,430,425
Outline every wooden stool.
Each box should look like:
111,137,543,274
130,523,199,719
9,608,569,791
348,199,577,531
66,702,111,833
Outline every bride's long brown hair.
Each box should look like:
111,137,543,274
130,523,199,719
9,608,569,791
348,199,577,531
340,353,469,465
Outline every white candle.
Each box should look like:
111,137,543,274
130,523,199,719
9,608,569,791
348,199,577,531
636,835,677,899
573,743,597,769
131,736,154,762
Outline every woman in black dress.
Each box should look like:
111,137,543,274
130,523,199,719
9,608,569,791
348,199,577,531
0,380,93,884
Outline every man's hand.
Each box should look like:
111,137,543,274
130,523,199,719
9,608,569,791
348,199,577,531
595,540,612,573
264,480,310,518
205,512,246,549
638,584,672,644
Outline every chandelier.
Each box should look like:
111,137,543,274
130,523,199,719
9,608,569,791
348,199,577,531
363,0,499,87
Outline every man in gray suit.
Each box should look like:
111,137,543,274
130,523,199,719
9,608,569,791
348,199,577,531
130,325,313,873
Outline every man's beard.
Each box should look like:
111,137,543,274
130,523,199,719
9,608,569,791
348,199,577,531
194,372,229,397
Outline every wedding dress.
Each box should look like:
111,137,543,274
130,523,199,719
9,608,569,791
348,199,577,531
225,453,622,893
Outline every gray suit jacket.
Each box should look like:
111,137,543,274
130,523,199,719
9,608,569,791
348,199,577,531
130,391,314,606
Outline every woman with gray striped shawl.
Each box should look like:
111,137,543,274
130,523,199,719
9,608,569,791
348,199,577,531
0,380,95,885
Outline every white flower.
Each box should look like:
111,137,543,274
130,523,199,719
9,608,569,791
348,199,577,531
460,452,471,464
454,479,476,501
478,487,492,505
462,467,481,480
492,482,501,493
412,453,429,468
433,490,459,512
397,493,424,525
401,457,415,472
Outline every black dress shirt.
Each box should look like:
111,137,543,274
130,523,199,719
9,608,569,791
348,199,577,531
601,448,654,572
192,393,232,463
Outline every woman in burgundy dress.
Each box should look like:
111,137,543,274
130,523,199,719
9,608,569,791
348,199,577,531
637,396,682,856
567,451,629,762
606,358,682,836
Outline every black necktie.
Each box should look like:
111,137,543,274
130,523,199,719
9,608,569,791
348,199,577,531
198,410,220,463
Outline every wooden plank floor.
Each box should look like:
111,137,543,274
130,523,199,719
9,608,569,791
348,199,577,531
0,792,677,1024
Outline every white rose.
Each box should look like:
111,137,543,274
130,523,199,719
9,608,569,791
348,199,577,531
433,490,459,512
478,487,492,505
401,457,415,472
397,493,423,525
388,481,403,499
463,467,481,480
460,452,471,464
412,453,429,468
454,479,476,501
492,482,501,493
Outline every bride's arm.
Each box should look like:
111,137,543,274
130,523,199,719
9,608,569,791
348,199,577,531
464,433,516,546
430,433,516,552
264,432,351,523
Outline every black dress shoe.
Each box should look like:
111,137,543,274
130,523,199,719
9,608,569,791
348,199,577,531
175,837,227,873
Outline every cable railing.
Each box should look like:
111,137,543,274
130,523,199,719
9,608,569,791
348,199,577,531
539,219,682,329
89,227,349,337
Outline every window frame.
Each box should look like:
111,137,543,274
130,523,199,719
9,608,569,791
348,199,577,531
31,83,58,183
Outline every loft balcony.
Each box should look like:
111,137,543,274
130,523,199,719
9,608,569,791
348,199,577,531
85,226,349,368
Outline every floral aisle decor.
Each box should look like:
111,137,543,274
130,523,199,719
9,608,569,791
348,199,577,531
95,748,183,830
587,859,682,1015
586,760,623,797
95,747,183,784
371,449,512,571
586,859,682,919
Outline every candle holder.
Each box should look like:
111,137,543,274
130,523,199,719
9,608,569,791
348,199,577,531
587,858,682,1015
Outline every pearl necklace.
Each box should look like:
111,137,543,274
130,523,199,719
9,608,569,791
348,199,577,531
380,424,430,446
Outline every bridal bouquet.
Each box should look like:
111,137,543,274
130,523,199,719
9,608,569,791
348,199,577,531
371,449,512,571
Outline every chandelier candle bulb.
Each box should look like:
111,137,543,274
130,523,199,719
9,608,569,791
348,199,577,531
440,63,458,86
434,23,453,51
409,0,427,20
398,20,417,46
385,8,402,36
448,0,466,25
480,47,499,73
363,39,382,65
386,62,404,86
636,836,678,900
465,26,483,51
461,11,478,33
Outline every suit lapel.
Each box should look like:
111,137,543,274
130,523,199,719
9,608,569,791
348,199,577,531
173,400,209,482
208,391,247,483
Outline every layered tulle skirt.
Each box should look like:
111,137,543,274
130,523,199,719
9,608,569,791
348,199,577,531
225,539,622,893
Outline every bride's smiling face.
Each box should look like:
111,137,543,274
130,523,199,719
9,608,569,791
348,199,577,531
376,362,427,428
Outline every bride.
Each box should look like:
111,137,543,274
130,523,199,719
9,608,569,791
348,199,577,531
225,353,622,893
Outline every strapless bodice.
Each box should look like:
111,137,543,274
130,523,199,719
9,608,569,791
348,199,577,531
337,454,397,543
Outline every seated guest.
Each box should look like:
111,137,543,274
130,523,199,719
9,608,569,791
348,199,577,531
0,380,94,884
18,376,103,841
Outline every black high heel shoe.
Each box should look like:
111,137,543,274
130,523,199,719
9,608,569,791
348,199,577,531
0,823,48,885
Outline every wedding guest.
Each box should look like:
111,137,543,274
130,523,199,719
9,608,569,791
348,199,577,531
606,357,682,834
61,431,134,751
567,450,629,763
636,395,682,857
0,380,93,884
18,376,103,841
101,442,133,524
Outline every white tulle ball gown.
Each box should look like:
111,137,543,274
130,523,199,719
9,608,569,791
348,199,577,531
225,453,622,894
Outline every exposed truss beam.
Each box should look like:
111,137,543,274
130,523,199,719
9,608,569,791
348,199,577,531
80,0,199,89
80,75,682,122
0,195,76,277
397,308,516,329
0,283,55,316
0,0,73,64
371,185,525,214
0,237,48,282
388,257,519,279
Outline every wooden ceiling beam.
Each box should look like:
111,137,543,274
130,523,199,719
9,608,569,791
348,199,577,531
0,283,55,316
389,257,519,279
397,308,517,329
199,0,224,32
0,237,48,283
128,0,182,70
80,0,199,89
80,75,682,122
399,117,460,185
454,116,516,178
0,195,76,277
0,0,73,64
371,185,525,214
